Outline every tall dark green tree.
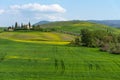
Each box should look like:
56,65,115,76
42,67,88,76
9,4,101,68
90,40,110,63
28,22,31,27
15,22,18,29
21,23,24,29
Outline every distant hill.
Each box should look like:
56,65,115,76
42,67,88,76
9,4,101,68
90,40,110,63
88,20,120,28
38,20,120,34
34,21,50,26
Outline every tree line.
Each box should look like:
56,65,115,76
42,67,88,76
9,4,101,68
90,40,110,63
6,22,58,32
72,29,120,54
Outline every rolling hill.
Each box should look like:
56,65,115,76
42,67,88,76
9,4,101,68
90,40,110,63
37,20,120,34
88,20,120,28
0,31,75,45
34,21,50,26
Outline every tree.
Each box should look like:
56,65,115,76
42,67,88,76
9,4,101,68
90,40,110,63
28,22,31,27
117,35,120,43
93,30,110,47
81,29,93,47
21,23,24,29
15,22,18,29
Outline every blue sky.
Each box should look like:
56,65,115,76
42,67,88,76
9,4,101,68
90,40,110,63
0,0,120,26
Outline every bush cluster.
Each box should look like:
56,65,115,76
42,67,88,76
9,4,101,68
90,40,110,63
73,29,120,54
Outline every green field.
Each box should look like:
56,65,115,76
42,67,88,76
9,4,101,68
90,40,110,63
40,21,120,34
0,31,120,80
0,31,75,45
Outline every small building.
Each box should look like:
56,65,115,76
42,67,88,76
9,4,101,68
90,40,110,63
22,24,32,30
7,27,14,31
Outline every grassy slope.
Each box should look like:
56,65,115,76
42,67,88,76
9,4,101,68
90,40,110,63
0,39,120,80
0,31,75,44
40,21,120,33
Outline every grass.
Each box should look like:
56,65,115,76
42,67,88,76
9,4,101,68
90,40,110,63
0,38,120,80
0,29,120,80
0,31,75,42
12,39,70,45
40,21,120,34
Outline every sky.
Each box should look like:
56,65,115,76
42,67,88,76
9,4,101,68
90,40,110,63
0,0,120,26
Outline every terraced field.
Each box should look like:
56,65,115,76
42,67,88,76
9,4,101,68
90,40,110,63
0,37,120,80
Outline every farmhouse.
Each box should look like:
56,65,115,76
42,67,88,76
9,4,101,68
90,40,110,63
7,27,14,31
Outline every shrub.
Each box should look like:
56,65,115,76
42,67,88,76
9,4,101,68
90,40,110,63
100,43,110,52
109,43,120,54
74,37,81,46
70,37,81,46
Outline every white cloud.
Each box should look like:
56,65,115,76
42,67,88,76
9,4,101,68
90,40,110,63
34,14,66,21
8,3,67,23
0,9,5,14
10,3,66,13
47,15,66,21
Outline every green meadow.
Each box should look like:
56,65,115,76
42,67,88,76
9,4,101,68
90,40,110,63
40,21,120,34
0,31,120,80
